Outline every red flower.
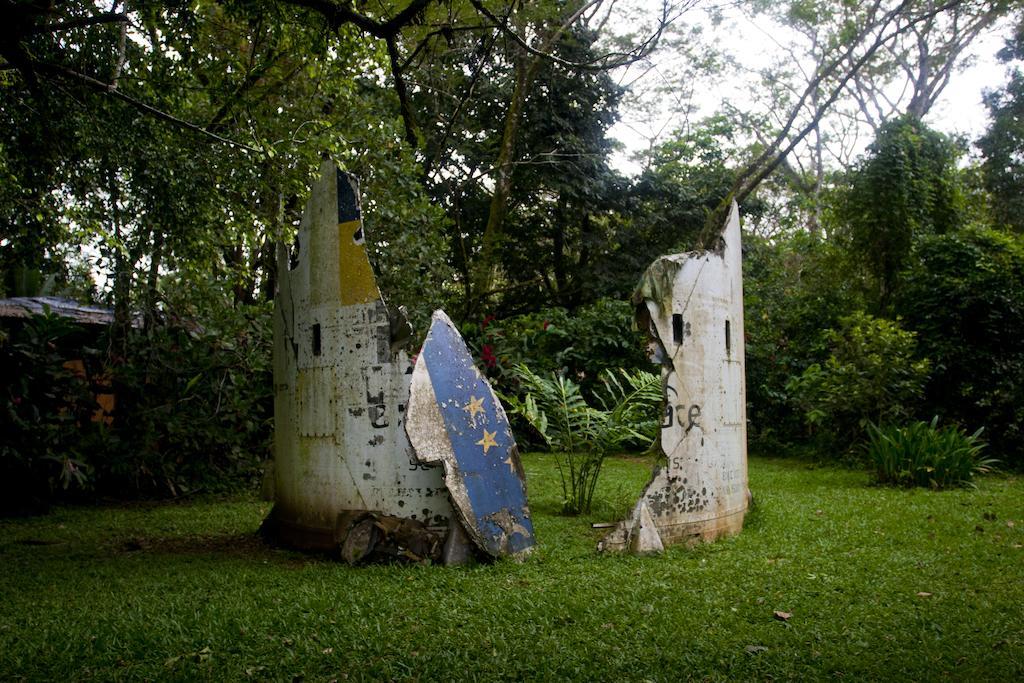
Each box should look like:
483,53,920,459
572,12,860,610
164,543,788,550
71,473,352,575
481,314,496,330
542,320,550,330
481,344,497,368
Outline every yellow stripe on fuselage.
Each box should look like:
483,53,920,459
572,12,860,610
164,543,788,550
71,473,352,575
337,219,381,305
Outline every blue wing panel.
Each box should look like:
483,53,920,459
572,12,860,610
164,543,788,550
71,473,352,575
421,318,535,556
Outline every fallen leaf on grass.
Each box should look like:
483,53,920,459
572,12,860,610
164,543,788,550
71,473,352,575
916,592,933,598
745,645,768,655
1006,520,1015,529
322,648,333,655
773,611,792,621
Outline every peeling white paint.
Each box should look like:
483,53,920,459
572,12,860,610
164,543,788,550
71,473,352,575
600,202,748,553
269,160,453,549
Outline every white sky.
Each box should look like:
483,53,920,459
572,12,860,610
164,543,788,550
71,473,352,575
606,3,1019,175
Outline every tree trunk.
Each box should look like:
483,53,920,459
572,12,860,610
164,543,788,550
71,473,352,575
144,228,164,330
809,86,824,239
552,196,568,306
469,50,533,312
108,169,132,359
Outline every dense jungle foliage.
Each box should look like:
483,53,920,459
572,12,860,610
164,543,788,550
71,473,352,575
1,0,1022,509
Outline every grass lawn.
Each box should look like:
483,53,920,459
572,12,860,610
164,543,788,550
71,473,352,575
1,455,1022,682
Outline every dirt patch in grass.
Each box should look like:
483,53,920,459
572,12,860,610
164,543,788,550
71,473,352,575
114,531,316,565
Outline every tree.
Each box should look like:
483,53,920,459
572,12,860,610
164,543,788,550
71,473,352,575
687,0,1016,238
896,228,1024,466
979,17,1024,233
1,0,673,326
483,26,629,312
387,0,674,314
403,17,650,317
731,0,1011,237
0,0,454,324
833,116,965,311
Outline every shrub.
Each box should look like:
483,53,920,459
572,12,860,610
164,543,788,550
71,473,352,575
103,305,272,497
0,311,100,513
464,298,650,397
896,228,1024,468
505,364,660,515
743,233,863,451
787,312,930,456
866,418,996,489
0,299,273,511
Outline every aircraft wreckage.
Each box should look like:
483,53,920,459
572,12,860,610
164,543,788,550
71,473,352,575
264,158,748,563
263,159,534,564
599,202,750,554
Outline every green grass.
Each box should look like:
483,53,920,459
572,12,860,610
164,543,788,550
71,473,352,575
1,455,1022,682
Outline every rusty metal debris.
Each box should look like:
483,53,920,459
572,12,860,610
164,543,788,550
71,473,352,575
335,511,443,565
599,201,749,554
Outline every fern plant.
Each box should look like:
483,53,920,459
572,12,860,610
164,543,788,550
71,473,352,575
507,364,660,515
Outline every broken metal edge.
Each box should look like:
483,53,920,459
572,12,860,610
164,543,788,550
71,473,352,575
268,159,455,560
597,506,747,553
406,310,535,562
599,200,747,555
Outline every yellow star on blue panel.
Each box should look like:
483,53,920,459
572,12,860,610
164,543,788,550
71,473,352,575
463,395,485,421
503,453,517,474
476,429,498,454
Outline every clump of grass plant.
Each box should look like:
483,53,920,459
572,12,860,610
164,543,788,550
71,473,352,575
866,417,997,489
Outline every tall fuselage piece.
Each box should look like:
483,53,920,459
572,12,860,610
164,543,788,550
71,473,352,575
600,201,748,553
269,160,453,548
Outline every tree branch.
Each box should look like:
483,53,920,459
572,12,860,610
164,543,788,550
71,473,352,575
207,48,283,132
729,0,967,209
27,12,127,36
280,0,431,38
467,0,675,72
729,0,904,199
387,35,420,147
424,31,497,178
33,61,260,153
